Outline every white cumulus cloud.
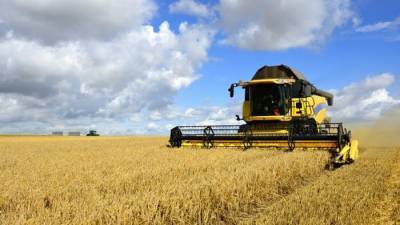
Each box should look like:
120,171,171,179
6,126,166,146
0,20,214,134
218,0,354,50
356,16,400,33
169,0,210,18
0,0,157,43
329,73,400,121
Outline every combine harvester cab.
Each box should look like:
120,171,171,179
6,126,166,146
169,65,359,167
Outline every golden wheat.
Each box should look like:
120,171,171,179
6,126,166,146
241,148,400,225
0,136,399,225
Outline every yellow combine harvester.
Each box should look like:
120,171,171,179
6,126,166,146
169,65,358,167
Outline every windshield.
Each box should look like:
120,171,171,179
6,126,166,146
249,84,286,116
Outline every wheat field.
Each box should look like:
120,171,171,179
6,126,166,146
0,136,399,225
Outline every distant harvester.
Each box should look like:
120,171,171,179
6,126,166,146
86,130,99,136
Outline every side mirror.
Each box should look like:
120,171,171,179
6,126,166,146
229,84,235,98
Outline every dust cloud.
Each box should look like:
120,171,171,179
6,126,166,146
349,107,400,148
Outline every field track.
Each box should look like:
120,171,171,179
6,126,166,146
0,136,399,225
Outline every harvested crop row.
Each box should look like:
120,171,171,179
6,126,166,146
241,148,400,225
0,136,330,225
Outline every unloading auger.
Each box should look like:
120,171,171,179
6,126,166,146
169,65,359,167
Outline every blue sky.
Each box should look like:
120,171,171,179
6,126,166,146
0,0,399,134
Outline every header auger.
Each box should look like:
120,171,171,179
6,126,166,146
169,65,359,167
